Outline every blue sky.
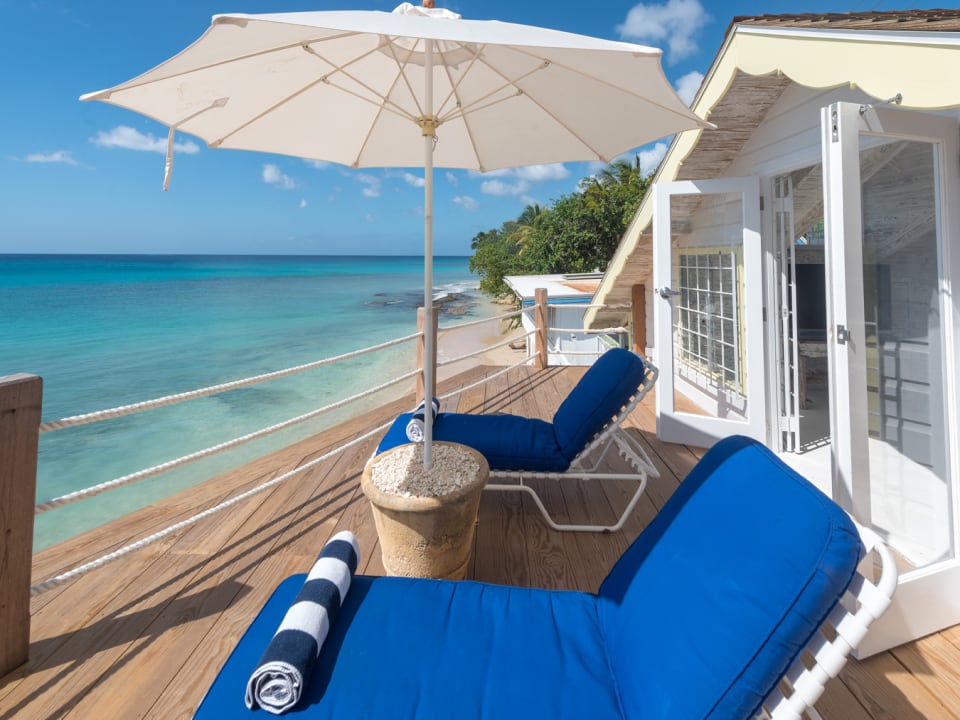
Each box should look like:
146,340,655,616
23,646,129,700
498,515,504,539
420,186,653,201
0,0,930,255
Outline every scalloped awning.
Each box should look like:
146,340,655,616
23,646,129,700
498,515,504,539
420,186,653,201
586,20,960,331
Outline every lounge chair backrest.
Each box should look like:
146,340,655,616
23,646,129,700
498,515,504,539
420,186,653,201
596,436,864,719
551,348,650,462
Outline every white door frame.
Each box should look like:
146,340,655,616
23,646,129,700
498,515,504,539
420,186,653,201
652,177,766,447
822,101,960,655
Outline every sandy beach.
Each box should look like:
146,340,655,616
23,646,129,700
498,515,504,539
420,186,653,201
436,297,527,382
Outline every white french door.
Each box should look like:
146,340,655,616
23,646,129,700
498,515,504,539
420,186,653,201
652,177,766,447
823,101,960,654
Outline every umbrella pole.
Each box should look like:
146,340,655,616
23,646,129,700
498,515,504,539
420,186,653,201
422,39,435,469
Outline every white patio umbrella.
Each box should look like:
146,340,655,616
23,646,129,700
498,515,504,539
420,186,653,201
82,2,708,466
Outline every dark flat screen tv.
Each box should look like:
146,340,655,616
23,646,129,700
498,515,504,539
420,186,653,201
794,263,827,340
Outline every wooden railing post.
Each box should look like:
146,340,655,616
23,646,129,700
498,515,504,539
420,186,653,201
631,283,647,357
416,306,439,404
0,374,42,676
534,288,548,370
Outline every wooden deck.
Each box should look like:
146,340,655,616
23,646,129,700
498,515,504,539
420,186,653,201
2,364,959,719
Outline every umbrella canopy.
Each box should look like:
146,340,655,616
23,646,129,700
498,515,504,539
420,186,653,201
83,3,706,171
82,2,709,465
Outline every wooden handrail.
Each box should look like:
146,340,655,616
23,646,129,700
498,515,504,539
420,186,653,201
416,306,440,404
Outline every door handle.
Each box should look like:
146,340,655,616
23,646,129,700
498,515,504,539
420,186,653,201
658,287,681,299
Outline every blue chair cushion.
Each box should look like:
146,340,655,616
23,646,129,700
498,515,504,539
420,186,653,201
376,412,567,472
195,575,622,719
552,348,648,462
596,435,863,719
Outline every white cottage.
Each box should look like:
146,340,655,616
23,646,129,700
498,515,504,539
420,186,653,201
505,273,624,366
586,10,960,654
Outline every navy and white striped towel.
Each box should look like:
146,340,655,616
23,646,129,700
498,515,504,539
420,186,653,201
406,397,440,442
244,531,360,715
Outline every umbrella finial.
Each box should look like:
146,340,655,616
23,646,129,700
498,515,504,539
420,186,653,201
422,0,435,7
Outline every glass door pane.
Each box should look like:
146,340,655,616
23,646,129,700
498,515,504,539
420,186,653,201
670,192,747,421
653,177,764,448
859,137,953,570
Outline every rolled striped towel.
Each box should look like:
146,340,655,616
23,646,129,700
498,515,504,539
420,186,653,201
244,531,360,714
405,397,440,442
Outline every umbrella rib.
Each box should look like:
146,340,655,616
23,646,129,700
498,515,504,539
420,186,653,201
432,49,484,168
507,45,704,127
379,39,426,118
443,46,696,164
344,37,429,166
93,30,359,98
438,57,548,124
303,42,421,123
212,42,424,151
432,43,482,120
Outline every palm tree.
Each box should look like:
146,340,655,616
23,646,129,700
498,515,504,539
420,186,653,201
510,202,544,255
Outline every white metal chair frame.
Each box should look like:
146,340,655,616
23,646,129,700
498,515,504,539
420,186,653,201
759,524,899,719
485,363,661,533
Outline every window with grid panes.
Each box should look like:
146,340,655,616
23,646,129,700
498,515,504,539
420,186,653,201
676,249,742,393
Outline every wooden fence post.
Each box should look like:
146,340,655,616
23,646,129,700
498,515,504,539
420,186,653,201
0,374,42,676
534,288,549,370
416,306,439,404
631,283,647,357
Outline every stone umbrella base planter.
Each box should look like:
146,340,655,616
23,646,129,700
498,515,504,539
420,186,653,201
361,441,489,580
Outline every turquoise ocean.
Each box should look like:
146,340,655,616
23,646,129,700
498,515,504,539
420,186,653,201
0,255,496,550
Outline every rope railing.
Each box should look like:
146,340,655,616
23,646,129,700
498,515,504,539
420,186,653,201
31,354,535,597
23,290,609,599
437,329,535,368
548,326,628,334
547,349,606,357
583,303,632,310
437,307,522,333
38,332,421,434
30,418,394,597
438,355,533,402
34,367,420,515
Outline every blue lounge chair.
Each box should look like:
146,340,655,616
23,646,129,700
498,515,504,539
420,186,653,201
194,435,896,719
377,347,661,532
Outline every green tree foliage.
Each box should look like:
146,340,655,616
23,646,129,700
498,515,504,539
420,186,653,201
468,157,651,297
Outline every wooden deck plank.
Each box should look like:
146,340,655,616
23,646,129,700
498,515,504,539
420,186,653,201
143,553,301,720
472,367,530,586
887,633,960,718
448,364,496,580
1,364,958,720
838,649,960,720
510,366,582,591
533,365,633,589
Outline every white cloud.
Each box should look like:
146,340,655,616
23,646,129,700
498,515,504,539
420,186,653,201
636,143,669,176
445,171,459,186
617,0,709,64
469,168,510,179
357,173,381,198
263,163,296,190
480,178,531,197
91,126,200,154
25,150,77,165
298,198,308,209
401,172,425,188
304,159,329,170
514,163,569,182
675,70,704,106
453,195,480,211
469,164,567,196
